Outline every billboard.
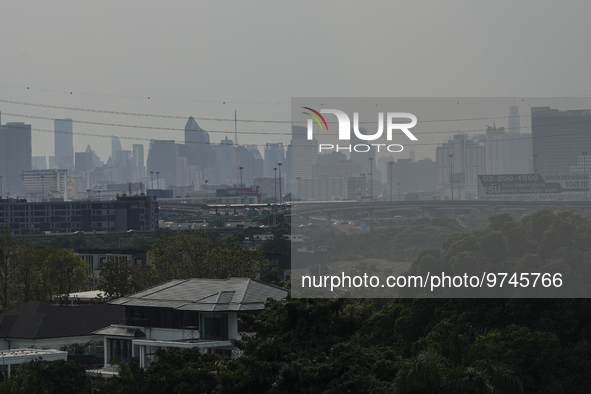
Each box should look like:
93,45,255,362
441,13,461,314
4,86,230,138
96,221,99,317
478,173,589,200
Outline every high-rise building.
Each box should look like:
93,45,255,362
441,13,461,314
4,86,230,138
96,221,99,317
436,134,486,199
184,117,214,171
531,107,591,174
485,124,508,174
508,105,521,135
54,119,73,172
111,136,123,164
247,145,264,180
146,140,178,188
0,121,32,194
132,144,145,181
264,143,285,177
290,126,318,180
75,151,93,174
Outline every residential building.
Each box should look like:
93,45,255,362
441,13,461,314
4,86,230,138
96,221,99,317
94,278,289,369
0,301,124,352
20,169,68,200
75,249,148,285
0,196,158,235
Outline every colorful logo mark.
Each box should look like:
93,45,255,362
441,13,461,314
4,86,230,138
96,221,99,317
302,107,328,131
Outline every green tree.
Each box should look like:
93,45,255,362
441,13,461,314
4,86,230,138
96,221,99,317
0,227,18,310
393,325,523,394
148,230,268,282
0,359,91,394
42,248,88,302
98,257,146,299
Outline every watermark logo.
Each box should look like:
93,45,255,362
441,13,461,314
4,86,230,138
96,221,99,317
303,107,418,153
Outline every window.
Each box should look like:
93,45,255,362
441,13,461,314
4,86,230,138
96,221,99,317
108,338,132,363
200,313,228,341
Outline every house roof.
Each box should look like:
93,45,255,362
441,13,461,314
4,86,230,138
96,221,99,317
109,277,289,312
0,301,125,340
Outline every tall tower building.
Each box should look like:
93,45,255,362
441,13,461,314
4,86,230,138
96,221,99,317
0,121,32,193
111,136,123,163
508,105,520,135
485,124,508,174
54,119,73,172
147,140,178,188
264,143,285,177
290,126,319,180
132,144,145,180
184,117,214,171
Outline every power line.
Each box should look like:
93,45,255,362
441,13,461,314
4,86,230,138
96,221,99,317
0,97,541,125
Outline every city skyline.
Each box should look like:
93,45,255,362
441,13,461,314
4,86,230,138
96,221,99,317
2,1,591,163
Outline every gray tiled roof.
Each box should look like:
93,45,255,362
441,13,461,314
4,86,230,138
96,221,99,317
0,302,124,339
110,278,288,311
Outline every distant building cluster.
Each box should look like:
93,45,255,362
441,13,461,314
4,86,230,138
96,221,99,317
1,103,591,204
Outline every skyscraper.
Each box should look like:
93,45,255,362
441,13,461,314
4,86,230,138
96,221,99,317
54,119,73,172
290,126,319,180
264,143,285,177
508,105,521,135
531,107,591,174
132,144,146,180
111,136,123,163
147,140,179,188
184,117,214,171
0,121,32,194
485,124,508,174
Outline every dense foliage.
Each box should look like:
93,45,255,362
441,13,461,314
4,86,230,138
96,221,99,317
0,228,88,310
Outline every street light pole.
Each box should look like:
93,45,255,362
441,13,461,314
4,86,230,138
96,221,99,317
278,163,282,204
369,157,374,200
273,167,277,202
398,182,401,201
583,152,588,201
150,171,154,189
448,153,454,201
205,179,209,202
388,161,394,202
239,167,244,187
156,172,160,189
533,154,538,201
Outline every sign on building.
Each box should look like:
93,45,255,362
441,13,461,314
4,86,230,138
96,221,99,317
478,173,589,200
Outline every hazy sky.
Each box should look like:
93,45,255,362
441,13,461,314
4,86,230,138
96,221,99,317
2,0,591,162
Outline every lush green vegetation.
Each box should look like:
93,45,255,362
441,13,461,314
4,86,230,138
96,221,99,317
4,209,591,392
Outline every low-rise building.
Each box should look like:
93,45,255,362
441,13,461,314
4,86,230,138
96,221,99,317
0,301,124,352
93,277,288,370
